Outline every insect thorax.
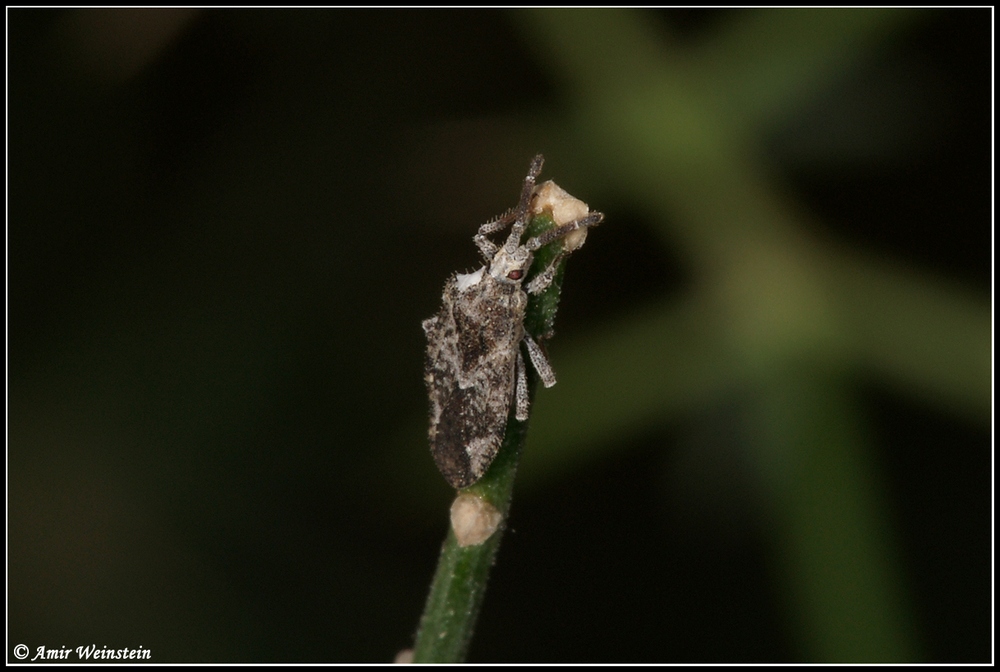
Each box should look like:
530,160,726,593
448,272,526,362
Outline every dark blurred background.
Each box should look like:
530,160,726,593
7,9,991,663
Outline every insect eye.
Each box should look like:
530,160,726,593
507,270,524,281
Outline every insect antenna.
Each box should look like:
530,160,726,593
503,154,545,252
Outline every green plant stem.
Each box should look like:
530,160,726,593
410,409,531,663
412,212,570,663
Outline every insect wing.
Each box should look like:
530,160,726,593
424,276,522,488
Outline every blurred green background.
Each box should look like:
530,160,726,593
7,9,991,663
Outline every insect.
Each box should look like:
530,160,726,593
422,154,604,489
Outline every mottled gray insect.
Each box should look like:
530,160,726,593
422,154,604,489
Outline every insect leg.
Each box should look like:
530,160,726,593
525,250,567,295
515,349,530,421
525,212,604,252
523,332,556,388
524,211,604,293
474,208,518,260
